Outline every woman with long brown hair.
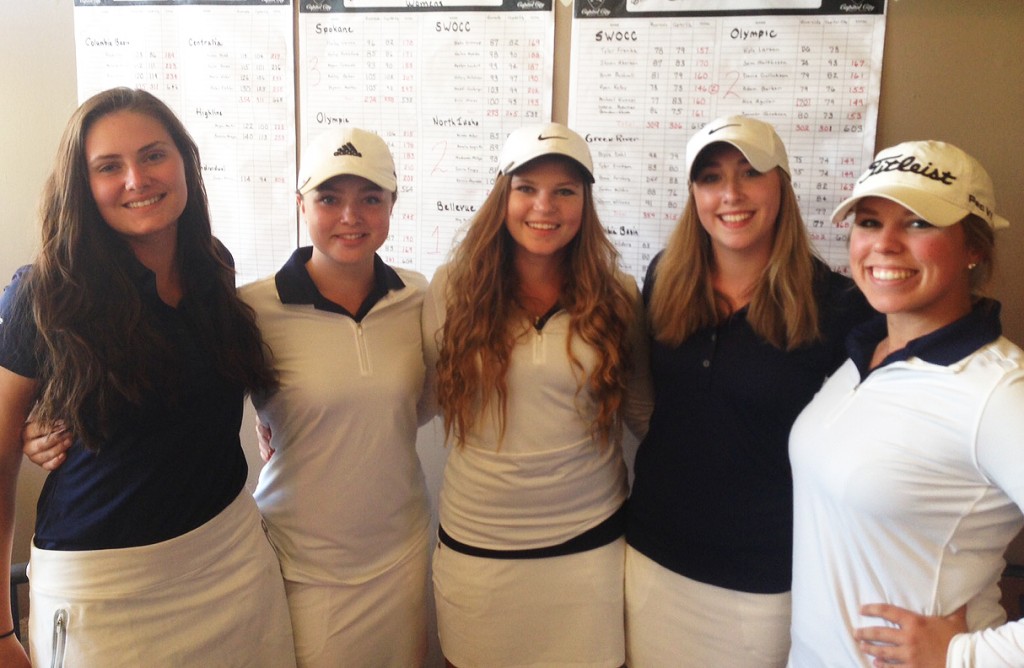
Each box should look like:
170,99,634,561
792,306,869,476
0,87,293,667
423,122,651,667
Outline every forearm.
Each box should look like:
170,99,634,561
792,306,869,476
419,275,446,426
0,367,40,632
947,624,1024,668
0,451,21,634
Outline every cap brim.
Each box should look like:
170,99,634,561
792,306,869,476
688,138,789,179
298,166,397,195
832,186,977,228
729,141,784,175
501,152,595,183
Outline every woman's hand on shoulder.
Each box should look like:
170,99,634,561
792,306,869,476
255,418,274,462
854,602,966,668
22,420,72,471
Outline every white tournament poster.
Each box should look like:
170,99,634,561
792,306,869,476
569,0,887,279
298,0,555,278
73,0,297,286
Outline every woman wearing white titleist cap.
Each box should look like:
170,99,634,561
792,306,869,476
422,121,652,667
625,115,871,667
24,127,434,667
788,141,1024,667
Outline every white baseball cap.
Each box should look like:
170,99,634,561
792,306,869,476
497,122,595,183
832,140,1008,229
685,115,790,180
297,127,397,195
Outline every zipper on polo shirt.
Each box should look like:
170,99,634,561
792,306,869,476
354,323,371,376
531,326,546,364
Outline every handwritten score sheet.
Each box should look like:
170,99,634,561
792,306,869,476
73,0,884,283
298,0,554,278
73,0,297,286
569,0,887,278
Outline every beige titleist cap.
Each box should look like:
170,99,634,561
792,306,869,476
832,140,1009,229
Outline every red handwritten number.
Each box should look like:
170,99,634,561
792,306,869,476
722,70,741,100
430,226,441,255
431,140,448,176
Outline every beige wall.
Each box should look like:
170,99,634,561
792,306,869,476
2,0,1022,600
1,1,79,567
873,2,1024,345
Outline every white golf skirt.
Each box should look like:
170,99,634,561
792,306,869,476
284,533,429,668
29,492,296,668
625,545,790,668
433,536,626,668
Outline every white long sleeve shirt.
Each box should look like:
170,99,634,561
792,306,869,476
789,303,1024,667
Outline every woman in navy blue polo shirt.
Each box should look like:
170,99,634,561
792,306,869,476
624,115,871,667
0,88,294,667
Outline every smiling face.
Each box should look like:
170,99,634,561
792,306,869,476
690,144,782,264
504,156,586,265
849,196,978,339
300,174,393,274
85,110,188,251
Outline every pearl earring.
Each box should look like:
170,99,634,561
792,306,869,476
968,263,978,270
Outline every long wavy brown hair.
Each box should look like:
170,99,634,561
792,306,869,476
435,159,635,448
647,168,821,350
24,87,275,450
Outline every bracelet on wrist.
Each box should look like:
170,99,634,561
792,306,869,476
0,627,16,639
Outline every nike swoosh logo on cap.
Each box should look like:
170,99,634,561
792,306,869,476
707,124,741,134
538,134,568,141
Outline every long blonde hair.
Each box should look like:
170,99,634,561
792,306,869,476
436,161,634,447
647,169,821,350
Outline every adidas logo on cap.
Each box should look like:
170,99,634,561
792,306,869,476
298,128,398,195
334,142,362,158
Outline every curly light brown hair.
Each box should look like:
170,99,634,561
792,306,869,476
435,158,635,448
